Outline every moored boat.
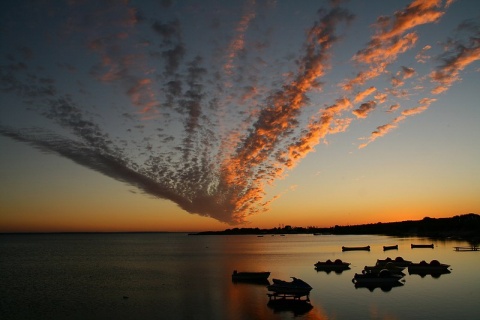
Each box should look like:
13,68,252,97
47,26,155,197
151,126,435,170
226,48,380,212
364,262,405,275
383,245,398,251
352,269,404,285
376,256,412,267
411,243,434,248
267,277,312,296
342,245,370,251
232,270,270,281
314,259,350,270
407,260,450,273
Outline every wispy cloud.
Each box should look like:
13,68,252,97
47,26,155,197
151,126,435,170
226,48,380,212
430,19,480,94
342,0,446,91
1,0,477,225
353,101,377,119
359,97,436,148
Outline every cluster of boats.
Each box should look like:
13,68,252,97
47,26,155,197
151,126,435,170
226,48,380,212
231,251,451,304
351,256,451,291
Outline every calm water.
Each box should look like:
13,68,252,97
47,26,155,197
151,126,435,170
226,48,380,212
0,233,479,320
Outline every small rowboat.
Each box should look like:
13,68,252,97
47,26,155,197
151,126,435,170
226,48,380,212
342,245,370,251
411,244,434,248
383,245,398,251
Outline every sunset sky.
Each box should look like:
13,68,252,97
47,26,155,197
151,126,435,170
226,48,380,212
1,0,479,232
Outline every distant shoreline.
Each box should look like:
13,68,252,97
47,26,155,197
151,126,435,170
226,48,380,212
189,213,480,242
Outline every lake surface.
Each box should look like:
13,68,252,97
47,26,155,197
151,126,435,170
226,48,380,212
1,233,479,319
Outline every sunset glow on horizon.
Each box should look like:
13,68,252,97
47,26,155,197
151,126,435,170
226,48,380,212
1,0,479,232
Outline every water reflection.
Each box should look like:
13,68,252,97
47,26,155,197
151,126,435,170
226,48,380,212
267,299,313,316
408,269,451,278
2,233,478,320
232,279,270,286
314,268,349,275
354,281,405,292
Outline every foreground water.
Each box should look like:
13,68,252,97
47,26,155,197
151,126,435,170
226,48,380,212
0,233,479,320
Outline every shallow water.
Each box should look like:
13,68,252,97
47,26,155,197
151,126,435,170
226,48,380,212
0,233,479,319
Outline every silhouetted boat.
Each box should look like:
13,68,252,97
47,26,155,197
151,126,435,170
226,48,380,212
407,260,450,273
267,277,312,297
352,269,404,285
411,243,434,248
232,270,270,282
364,262,405,275
376,256,412,267
314,259,350,271
383,245,398,251
342,245,370,251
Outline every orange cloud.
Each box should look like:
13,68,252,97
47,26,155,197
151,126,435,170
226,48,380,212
431,45,480,94
224,0,256,75
374,92,388,104
391,77,404,87
353,101,376,118
401,97,435,116
359,97,436,148
387,103,401,113
354,86,376,103
401,66,416,78
218,8,355,223
281,98,353,168
343,0,447,91
416,45,432,63
373,0,444,42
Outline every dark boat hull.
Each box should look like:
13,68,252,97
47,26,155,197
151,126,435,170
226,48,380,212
411,244,434,248
383,245,398,251
268,278,312,296
342,246,370,251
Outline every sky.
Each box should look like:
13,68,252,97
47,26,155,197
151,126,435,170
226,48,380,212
1,0,479,232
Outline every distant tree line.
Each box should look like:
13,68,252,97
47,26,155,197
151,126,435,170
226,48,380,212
190,213,480,243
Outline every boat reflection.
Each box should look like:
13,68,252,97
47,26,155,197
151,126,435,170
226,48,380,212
408,269,451,278
314,268,349,275
231,278,270,286
407,260,451,278
354,281,404,292
267,299,313,316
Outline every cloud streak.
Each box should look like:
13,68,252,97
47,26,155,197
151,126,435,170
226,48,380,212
1,0,478,225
